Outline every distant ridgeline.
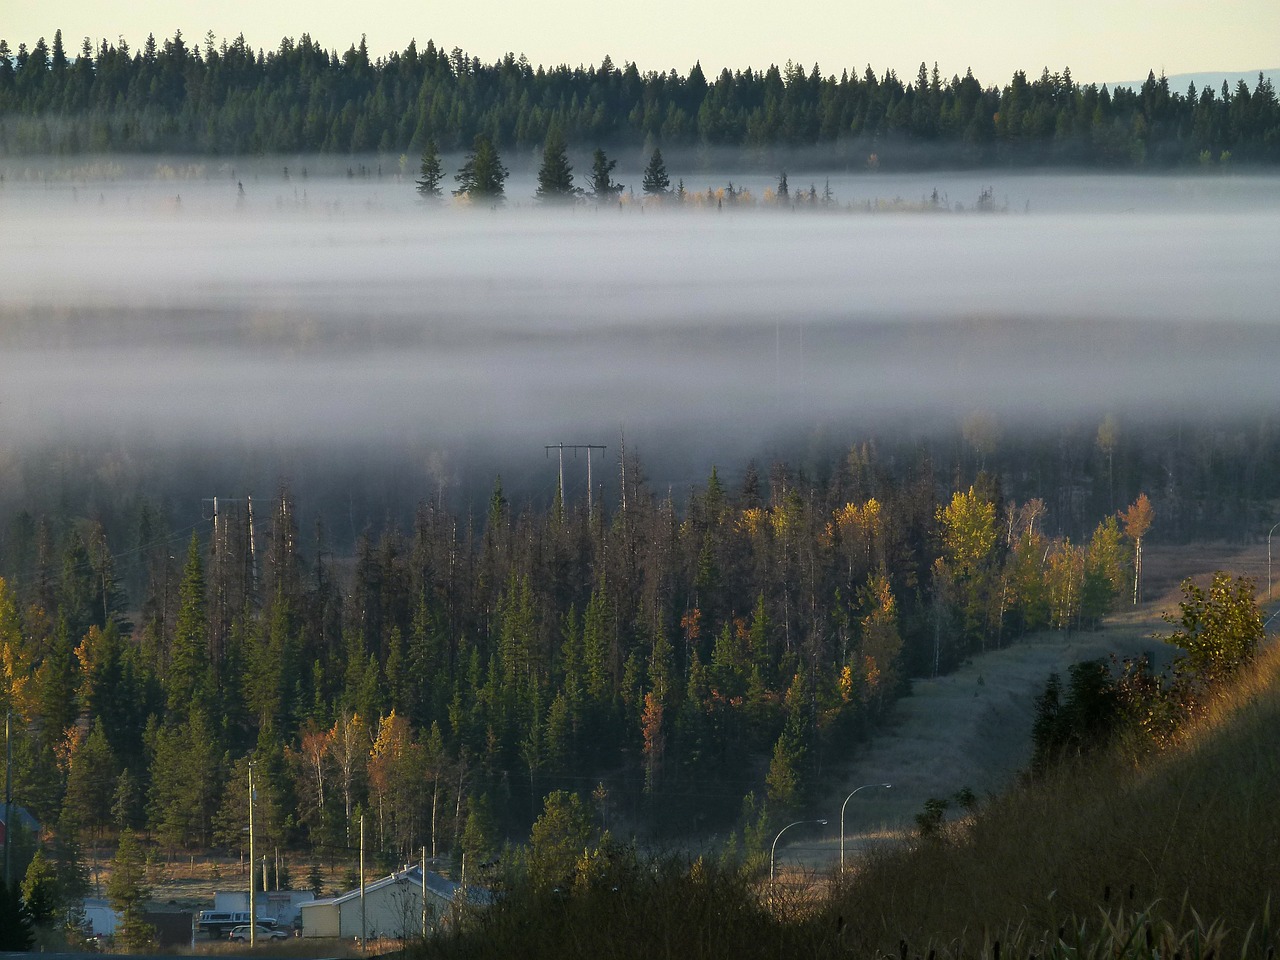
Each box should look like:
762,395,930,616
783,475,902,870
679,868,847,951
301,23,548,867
0,30,1277,166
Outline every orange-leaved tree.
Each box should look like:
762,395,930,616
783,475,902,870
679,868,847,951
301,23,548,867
1119,493,1154,605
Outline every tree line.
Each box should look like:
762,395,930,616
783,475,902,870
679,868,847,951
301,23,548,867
0,434,1159,924
1,29,1277,166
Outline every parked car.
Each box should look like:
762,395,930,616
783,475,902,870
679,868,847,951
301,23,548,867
197,911,278,939
228,925,289,942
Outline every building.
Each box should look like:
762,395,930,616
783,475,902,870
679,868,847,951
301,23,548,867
299,866,488,940
0,804,41,846
82,898,119,939
209,889,316,931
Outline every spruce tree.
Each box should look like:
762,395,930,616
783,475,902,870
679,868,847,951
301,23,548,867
641,147,670,196
588,148,623,202
107,830,154,951
168,533,210,716
416,138,443,198
535,124,578,203
453,134,508,202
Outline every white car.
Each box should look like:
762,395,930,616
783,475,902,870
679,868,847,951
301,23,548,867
228,924,289,942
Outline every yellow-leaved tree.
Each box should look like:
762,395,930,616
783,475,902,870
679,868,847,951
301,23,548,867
936,486,999,656
1119,493,1154,605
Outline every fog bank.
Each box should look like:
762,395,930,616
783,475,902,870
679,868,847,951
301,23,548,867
2,163,1278,505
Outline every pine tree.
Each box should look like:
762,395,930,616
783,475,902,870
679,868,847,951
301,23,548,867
535,124,578,203
107,830,155,950
416,138,443,198
588,148,623,202
20,847,59,928
641,148,670,196
453,134,508,202
168,533,211,715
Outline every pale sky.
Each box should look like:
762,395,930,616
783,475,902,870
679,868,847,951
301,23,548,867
5,0,1279,88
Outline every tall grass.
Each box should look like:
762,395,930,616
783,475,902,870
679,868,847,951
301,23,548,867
815,642,1280,955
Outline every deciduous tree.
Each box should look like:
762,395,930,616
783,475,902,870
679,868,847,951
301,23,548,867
1119,493,1153,605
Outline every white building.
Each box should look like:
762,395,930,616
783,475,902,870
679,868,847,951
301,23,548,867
82,898,119,938
299,866,487,940
211,889,316,929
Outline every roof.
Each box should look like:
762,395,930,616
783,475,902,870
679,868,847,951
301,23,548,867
0,804,41,832
302,866,491,909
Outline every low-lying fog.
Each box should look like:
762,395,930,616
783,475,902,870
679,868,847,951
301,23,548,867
1,159,1278,511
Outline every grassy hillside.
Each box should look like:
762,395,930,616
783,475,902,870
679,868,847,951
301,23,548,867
819,638,1280,956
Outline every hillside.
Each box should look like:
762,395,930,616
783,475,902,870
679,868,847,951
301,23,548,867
821,551,1280,956
794,541,1271,870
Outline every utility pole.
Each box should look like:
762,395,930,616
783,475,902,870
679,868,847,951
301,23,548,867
3,711,11,888
359,814,366,950
544,444,607,514
421,846,428,939
248,761,256,947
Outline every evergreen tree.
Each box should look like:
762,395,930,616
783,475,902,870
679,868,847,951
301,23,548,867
416,138,443,198
20,847,60,929
535,124,578,203
0,879,35,949
641,148,670,196
107,830,155,950
168,534,211,715
588,148,623,202
453,134,508,202
62,718,118,840
527,790,593,891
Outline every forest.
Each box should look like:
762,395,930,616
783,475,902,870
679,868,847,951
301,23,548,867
4,406,1276,904
0,29,1277,166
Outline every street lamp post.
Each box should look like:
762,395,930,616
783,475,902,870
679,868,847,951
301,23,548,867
1268,522,1280,603
840,783,891,873
769,818,828,896
248,761,256,948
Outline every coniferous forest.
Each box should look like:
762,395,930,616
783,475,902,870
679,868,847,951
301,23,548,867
0,413,1276,892
0,29,1277,166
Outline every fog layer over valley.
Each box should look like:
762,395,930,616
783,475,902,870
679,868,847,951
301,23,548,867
2,163,1278,520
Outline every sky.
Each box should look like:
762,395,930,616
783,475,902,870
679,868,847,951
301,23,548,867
5,0,1279,88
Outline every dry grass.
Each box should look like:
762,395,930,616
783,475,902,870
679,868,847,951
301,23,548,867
818,641,1280,955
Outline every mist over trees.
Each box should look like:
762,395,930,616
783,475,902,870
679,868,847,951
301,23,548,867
0,30,1277,166
2,409,1277,892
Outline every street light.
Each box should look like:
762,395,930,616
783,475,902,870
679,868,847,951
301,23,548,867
840,783,891,872
770,818,828,890
1268,522,1280,603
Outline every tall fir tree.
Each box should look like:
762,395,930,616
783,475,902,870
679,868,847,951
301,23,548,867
168,533,211,716
535,124,578,203
416,138,443,198
588,148,623,202
641,147,670,196
454,134,508,202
